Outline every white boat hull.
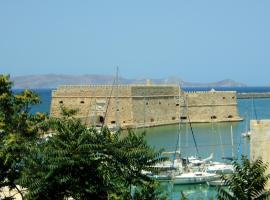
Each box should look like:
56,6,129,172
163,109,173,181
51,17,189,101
206,162,234,175
207,179,225,187
173,172,219,185
152,174,173,181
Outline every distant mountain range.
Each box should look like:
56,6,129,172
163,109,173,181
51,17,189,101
10,74,246,89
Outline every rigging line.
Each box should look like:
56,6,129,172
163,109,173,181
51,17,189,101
210,99,217,160
187,114,199,157
85,102,92,126
101,79,116,129
252,97,258,120
115,66,120,130
237,125,242,160
211,119,218,160
172,131,180,168
217,123,225,158
182,93,200,157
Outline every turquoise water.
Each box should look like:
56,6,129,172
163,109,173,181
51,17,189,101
24,88,270,200
142,98,270,199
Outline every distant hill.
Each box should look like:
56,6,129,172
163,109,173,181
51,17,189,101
181,79,247,87
10,74,246,89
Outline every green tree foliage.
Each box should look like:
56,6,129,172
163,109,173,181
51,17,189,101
132,181,167,200
217,156,270,200
19,111,166,199
0,75,45,135
0,75,47,199
0,75,167,199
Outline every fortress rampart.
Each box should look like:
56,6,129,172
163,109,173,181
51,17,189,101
183,90,242,123
50,85,242,129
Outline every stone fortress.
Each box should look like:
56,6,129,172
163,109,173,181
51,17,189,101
50,83,242,129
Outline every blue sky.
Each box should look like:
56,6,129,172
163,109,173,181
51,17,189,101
0,0,270,85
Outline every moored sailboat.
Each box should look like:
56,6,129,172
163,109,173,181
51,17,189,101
173,171,219,185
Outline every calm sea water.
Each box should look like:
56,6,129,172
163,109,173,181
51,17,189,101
20,87,270,200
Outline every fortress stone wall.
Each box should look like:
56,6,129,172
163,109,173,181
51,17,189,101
182,90,242,123
50,84,242,129
131,86,181,128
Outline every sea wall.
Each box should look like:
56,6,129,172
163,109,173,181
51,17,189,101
237,92,270,99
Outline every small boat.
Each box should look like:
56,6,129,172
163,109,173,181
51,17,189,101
207,179,225,187
145,150,183,181
207,173,232,186
242,131,251,137
180,153,214,172
205,162,234,174
187,153,213,167
148,172,174,181
173,172,219,185
205,125,235,175
143,169,173,181
153,150,183,171
153,160,182,171
241,107,253,138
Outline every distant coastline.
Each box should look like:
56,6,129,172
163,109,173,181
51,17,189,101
10,74,246,89
13,86,270,114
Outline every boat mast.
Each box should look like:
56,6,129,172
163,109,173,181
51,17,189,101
177,86,182,154
173,86,182,167
251,97,254,120
115,66,120,130
231,125,234,159
210,91,224,159
252,97,258,120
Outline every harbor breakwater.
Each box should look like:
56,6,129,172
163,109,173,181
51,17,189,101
237,92,270,99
